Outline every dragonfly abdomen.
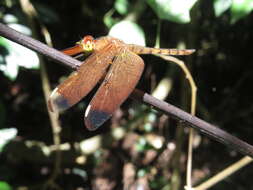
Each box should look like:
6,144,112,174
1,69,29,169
128,45,195,56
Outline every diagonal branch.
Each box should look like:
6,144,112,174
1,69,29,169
0,22,252,158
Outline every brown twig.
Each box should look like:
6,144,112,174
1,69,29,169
0,22,80,69
0,23,253,158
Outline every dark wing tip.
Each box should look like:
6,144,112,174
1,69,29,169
84,105,111,131
48,87,71,112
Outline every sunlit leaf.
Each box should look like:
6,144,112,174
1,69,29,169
0,128,17,152
230,0,253,24
1,55,19,80
214,0,232,17
3,14,18,23
109,20,146,46
152,78,172,100
147,0,198,23
8,41,39,69
114,0,129,15
80,136,101,154
8,23,31,35
0,37,39,80
0,24,39,80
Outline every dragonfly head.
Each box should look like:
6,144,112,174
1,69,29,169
77,35,95,53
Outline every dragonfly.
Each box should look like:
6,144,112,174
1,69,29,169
48,35,195,131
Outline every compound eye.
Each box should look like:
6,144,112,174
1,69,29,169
83,41,93,51
80,35,94,52
82,35,94,44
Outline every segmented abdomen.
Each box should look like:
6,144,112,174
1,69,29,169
128,44,195,55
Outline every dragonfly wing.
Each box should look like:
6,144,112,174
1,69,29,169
84,50,144,130
48,44,116,112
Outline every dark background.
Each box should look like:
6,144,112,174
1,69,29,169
0,0,253,190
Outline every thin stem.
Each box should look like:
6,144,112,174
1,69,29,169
0,23,253,158
194,156,253,190
0,23,80,69
18,0,62,188
131,90,253,157
158,54,197,188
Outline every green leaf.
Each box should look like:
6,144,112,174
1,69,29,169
135,137,147,152
147,0,198,23
0,181,12,190
3,14,18,23
0,24,39,80
137,168,148,177
0,128,17,152
114,0,129,15
230,0,253,24
0,35,39,80
0,55,19,80
109,20,146,46
103,9,117,28
214,0,232,17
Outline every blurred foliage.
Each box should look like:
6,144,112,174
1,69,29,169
0,16,39,80
109,20,146,45
114,0,130,15
0,128,17,152
0,0,253,190
214,0,253,23
0,181,12,190
147,0,198,23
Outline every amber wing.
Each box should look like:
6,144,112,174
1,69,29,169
84,49,144,130
48,44,117,112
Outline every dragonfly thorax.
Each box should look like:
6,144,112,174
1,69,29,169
78,35,95,53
